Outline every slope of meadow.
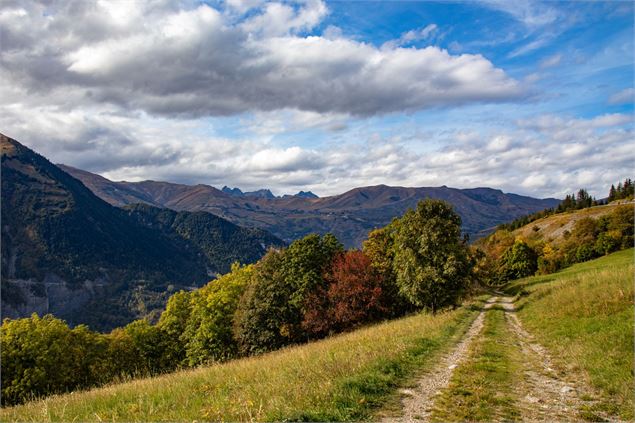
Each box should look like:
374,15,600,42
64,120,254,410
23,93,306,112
503,202,631,246
0,303,481,422
505,248,634,420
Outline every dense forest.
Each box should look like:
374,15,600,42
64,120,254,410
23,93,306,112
2,181,633,406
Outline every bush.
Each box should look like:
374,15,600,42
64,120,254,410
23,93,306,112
1,314,108,405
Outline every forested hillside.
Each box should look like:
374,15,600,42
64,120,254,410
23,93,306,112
473,188,633,286
1,135,284,330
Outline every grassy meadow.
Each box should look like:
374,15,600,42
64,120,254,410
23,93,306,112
0,302,482,422
506,248,634,420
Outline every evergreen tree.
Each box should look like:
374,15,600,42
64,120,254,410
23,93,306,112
609,184,617,202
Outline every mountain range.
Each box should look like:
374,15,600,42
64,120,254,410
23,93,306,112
1,134,284,330
1,133,560,330
60,165,561,248
221,186,318,199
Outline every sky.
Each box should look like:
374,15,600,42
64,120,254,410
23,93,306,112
1,0,633,198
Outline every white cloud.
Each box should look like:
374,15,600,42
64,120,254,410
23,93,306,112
608,88,634,105
1,0,522,118
382,23,438,49
482,1,571,58
4,106,632,198
0,0,631,201
539,53,561,69
482,0,559,29
486,135,512,152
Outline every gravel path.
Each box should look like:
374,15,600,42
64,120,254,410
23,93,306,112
384,296,606,422
499,297,604,422
381,298,495,423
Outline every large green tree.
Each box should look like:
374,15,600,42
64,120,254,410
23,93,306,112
391,199,471,312
234,234,343,353
1,314,108,405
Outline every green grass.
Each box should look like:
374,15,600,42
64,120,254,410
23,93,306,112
0,304,481,422
505,248,634,420
430,308,523,422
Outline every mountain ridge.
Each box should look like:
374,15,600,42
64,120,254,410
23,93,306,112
60,166,560,248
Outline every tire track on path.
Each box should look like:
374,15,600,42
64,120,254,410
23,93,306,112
382,297,496,423
498,297,605,422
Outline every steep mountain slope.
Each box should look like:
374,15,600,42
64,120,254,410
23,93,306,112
124,204,284,273
61,166,561,247
1,135,284,330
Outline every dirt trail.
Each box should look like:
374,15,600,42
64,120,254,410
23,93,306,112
382,298,496,423
384,297,604,422
498,297,603,421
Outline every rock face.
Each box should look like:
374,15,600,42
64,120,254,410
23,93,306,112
2,276,107,321
61,166,561,248
1,134,284,330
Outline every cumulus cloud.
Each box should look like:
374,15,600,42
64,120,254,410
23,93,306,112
1,0,522,118
0,0,630,201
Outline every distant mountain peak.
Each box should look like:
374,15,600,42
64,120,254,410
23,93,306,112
223,186,276,199
61,163,561,249
222,186,244,196
245,189,276,199
295,191,318,199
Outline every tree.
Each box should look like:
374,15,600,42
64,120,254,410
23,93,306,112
609,184,617,202
1,314,108,405
499,239,538,280
391,199,471,312
362,225,411,316
157,290,193,367
608,204,634,248
234,234,343,353
576,189,593,209
182,263,253,365
537,243,562,275
234,249,290,354
302,250,388,336
120,319,170,374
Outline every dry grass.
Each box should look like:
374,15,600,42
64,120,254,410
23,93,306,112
513,203,631,245
1,305,480,422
